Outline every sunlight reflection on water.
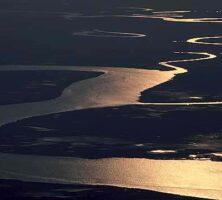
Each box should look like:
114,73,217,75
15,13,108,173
0,153,221,199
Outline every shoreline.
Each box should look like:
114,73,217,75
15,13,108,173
0,50,216,127
0,65,174,126
0,179,209,200
0,153,221,199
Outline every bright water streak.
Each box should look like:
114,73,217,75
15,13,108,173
0,52,217,126
0,153,221,200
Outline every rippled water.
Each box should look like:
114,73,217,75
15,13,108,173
0,1,222,199
0,153,221,199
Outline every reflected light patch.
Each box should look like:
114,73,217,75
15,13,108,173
212,153,222,157
189,96,203,100
149,150,177,154
187,36,222,45
73,29,146,38
162,17,222,23
0,153,221,200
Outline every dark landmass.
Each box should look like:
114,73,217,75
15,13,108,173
0,0,222,12
140,56,222,103
0,1,221,200
0,70,101,105
0,0,221,70
0,179,209,200
0,105,221,160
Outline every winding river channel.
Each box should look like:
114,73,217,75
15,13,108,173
0,7,222,200
0,37,219,126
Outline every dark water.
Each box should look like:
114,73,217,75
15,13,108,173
0,0,222,199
